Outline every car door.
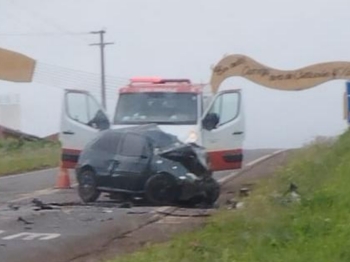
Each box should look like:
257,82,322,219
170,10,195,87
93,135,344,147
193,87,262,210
109,133,152,192
86,131,122,188
201,90,245,171
60,89,110,169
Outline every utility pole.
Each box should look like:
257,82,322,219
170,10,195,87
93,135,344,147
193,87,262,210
89,30,114,110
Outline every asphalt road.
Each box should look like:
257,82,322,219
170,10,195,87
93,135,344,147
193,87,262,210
0,148,279,262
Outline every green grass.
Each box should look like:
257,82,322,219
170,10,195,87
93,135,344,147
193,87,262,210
0,138,60,176
110,131,350,262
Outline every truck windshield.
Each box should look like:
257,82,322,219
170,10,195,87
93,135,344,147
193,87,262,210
114,92,198,125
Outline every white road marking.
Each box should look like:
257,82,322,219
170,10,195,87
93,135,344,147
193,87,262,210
217,172,238,184
245,149,286,167
0,230,4,235
245,154,272,167
218,149,287,184
2,232,61,241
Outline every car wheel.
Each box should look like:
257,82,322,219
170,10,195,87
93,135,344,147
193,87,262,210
78,169,101,203
203,178,220,205
145,173,178,206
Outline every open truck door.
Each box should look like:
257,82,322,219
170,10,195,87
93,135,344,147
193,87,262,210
59,90,110,169
201,89,244,171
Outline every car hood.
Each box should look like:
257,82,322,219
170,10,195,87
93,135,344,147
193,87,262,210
157,143,210,177
111,124,196,142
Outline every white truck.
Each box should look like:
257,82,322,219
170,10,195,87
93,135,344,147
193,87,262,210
59,77,245,172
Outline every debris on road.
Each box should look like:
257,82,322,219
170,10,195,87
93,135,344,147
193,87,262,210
7,203,20,211
225,198,244,210
32,198,60,211
127,211,149,215
271,182,301,206
239,187,250,197
284,182,301,203
17,217,33,225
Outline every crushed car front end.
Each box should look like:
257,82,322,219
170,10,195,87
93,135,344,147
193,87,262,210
156,143,220,204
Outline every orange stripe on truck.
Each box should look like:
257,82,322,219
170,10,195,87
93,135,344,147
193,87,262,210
208,149,243,171
61,148,81,169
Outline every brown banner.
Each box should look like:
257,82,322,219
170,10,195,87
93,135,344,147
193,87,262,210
0,47,36,82
210,54,350,94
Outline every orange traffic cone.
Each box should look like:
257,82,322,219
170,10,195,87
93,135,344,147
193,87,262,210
55,161,71,189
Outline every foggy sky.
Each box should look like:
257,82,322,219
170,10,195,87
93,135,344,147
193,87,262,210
0,0,348,148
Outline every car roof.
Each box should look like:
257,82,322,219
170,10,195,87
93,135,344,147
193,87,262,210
100,124,181,148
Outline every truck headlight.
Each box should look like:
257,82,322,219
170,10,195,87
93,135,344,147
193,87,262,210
185,130,198,143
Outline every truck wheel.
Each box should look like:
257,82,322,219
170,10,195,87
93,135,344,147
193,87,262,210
145,173,178,206
203,178,220,205
78,169,101,203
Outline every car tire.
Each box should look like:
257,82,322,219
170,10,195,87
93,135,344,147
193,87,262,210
203,178,220,205
78,169,101,203
145,173,178,206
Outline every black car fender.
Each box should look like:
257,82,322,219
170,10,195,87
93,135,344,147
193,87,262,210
153,157,188,180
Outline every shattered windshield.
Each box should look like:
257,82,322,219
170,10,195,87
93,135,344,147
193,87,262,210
113,92,198,125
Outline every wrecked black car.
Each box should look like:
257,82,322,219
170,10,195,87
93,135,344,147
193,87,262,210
75,125,220,206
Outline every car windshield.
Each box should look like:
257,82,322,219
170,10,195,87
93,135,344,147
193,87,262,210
113,92,198,125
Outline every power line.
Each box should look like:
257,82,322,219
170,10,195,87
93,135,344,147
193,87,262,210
37,62,128,82
31,62,129,96
33,70,127,91
0,32,90,36
8,0,93,45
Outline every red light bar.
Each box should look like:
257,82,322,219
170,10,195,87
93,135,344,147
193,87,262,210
130,77,162,83
129,77,191,85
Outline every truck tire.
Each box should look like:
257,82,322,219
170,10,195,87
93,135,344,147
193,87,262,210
78,169,101,203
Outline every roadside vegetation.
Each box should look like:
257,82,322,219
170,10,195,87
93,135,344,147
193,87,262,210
0,138,60,176
111,132,350,262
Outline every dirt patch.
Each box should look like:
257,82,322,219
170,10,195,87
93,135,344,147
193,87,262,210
70,150,293,262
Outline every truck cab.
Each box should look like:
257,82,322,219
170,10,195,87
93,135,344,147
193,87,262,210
59,77,245,171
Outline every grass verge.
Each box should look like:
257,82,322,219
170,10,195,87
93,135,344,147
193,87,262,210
110,132,350,262
0,139,60,177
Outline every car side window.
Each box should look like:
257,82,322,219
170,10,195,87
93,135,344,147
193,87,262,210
91,132,121,154
120,134,149,157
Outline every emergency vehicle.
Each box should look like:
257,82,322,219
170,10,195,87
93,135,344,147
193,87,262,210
59,77,245,171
